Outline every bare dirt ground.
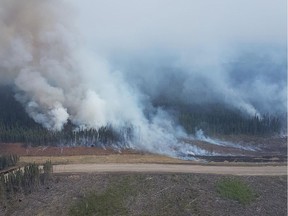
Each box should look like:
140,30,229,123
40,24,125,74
52,163,287,176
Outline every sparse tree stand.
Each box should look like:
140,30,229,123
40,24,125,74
0,161,53,206
0,154,19,171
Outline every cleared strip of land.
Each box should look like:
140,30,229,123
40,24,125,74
53,163,287,176
19,154,187,164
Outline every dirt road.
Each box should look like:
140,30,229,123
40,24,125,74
53,163,287,176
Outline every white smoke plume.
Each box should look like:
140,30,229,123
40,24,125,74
0,0,286,156
0,0,75,130
0,0,192,156
0,0,146,131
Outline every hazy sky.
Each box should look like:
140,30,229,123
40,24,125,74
67,0,287,116
71,0,286,54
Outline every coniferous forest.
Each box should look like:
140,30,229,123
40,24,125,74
178,105,284,136
0,86,133,147
0,86,285,147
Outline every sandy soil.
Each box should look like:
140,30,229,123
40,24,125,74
53,163,287,176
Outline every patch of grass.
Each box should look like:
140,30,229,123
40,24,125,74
216,178,257,205
69,177,135,216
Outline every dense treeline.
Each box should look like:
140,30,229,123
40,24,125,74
153,100,285,136
0,86,132,146
0,155,19,171
0,86,285,146
178,105,284,136
0,122,128,147
0,161,53,203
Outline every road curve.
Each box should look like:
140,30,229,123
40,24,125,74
53,163,287,176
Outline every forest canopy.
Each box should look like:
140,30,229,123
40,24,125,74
0,86,285,147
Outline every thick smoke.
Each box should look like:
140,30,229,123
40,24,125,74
0,0,194,157
0,0,286,156
0,0,76,130
112,47,287,116
0,0,145,131
72,0,286,116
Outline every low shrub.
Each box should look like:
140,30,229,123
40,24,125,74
216,178,257,205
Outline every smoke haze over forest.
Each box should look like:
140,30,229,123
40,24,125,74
0,0,286,155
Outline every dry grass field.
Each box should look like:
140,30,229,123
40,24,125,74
19,154,187,165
